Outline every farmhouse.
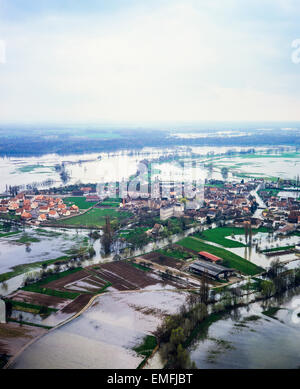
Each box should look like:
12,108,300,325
48,210,59,219
151,223,164,235
189,260,235,280
70,205,79,213
38,214,47,222
198,251,223,263
39,206,50,213
60,209,71,217
21,211,32,220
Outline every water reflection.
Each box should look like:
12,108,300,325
190,288,300,369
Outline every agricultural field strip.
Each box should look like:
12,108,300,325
41,269,91,290
90,262,163,290
144,252,184,269
7,290,72,310
63,275,107,290
97,269,142,290
5,272,110,329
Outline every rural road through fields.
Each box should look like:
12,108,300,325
3,286,194,369
3,292,102,369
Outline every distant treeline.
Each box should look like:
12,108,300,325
0,131,300,157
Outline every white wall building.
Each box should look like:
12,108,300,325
0,299,6,324
160,206,175,221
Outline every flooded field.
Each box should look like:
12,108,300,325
9,289,188,369
278,191,300,199
0,224,200,298
225,233,300,268
1,146,299,193
0,322,47,359
189,289,300,369
0,227,90,275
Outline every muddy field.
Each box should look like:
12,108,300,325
90,262,159,291
0,322,47,357
7,290,72,310
61,293,93,314
64,274,107,293
39,269,106,295
142,252,184,269
42,269,91,291
172,243,198,255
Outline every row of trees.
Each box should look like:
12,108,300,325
155,275,210,369
154,260,300,369
22,244,96,287
261,259,300,297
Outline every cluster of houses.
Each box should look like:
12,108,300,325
110,179,260,223
259,192,300,234
1,177,299,233
117,178,299,237
0,193,79,224
184,181,259,224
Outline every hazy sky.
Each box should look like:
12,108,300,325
0,0,300,123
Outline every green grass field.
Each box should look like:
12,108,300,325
17,164,52,173
134,335,157,369
22,284,80,300
177,237,264,275
57,208,132,227
0,230,21,238
4,299,58,315
157,247,191,260
119,227,149,240
100,198,121,208
258,189,281,197
64,197,98,209
261,245,295,253
17,234,41,244
195,226,270,248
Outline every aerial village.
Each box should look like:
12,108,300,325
0,178,299,233
0,174,300,369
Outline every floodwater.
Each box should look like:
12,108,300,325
189,289,300,369
0,228,88,274
278,191,300,199
0,224,200,297
10,310,44,325
1,146,298,193
10,290,188,369
225,233,300,269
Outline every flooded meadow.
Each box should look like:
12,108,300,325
189,289,300,369
9,289,188,369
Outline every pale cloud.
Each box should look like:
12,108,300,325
0,0,300,123
0,39,5,63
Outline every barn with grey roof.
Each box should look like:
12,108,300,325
188,259,235,280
